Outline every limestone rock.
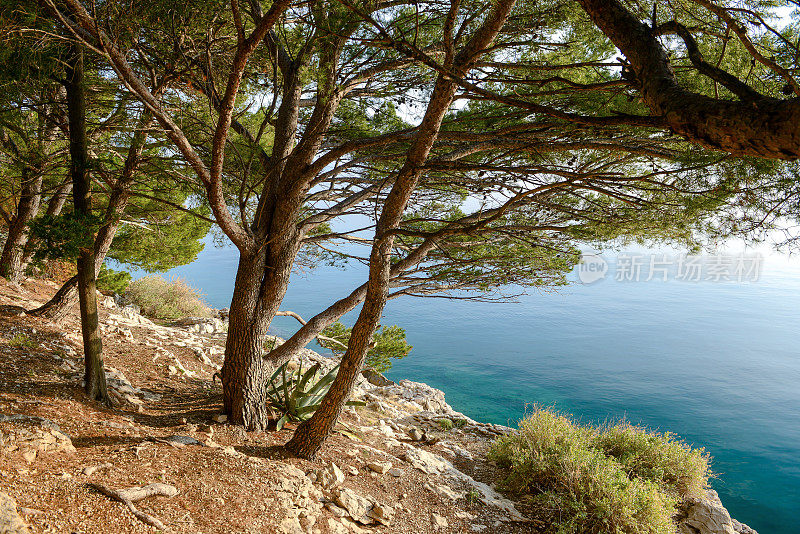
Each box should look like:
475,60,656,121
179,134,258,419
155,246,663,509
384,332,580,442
406,427,424,441
172,317,226,334
431,513,448,529
732,520,758,534
375,419,396,438
366,460,392,474
427,483,464,501
325,503,348,518
676,490,750,534
366,501,394,526
277,517,304,534
266,462,322,532
326,518,349,534
0,493,30,534
401,444,450,474
317,462,345,490
192,348,214,366
361,368,394,387
331,488,370,524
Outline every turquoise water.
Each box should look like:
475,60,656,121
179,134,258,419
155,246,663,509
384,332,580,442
148,243,800,533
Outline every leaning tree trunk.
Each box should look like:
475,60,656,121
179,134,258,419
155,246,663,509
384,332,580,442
576,0,800,160
0,167,43,283
29,274,79,322
21,177,72,267
286,80,461,459
28,189,127,322
285,0,514,458
28,109,148,322
26,179,81,324
65,46,109,405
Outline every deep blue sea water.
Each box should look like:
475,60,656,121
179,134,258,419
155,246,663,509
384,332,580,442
139,242,800,533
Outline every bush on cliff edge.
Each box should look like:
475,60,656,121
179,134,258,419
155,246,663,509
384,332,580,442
124,275,212,320
488,406,711,534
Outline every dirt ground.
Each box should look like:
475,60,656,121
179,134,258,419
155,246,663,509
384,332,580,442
0,276,535,534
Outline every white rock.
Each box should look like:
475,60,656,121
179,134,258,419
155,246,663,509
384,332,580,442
366,501,394,525
366,461,392,474
326,518,349,534
386,467,403,477
325,503,348,518
677,490,741,534
401,445,450,474
317,462,345,490
406,427,424,441
431,513,448,529
331,488,371,524
0,492,29,534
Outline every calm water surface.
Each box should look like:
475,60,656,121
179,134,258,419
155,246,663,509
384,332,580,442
144,242,800,533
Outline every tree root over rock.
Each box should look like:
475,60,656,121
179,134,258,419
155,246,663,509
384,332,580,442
90,483,178,530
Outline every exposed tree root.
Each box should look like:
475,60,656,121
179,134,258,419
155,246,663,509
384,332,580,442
90,482,178,530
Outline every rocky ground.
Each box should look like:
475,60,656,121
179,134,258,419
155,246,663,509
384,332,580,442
0,276,756,534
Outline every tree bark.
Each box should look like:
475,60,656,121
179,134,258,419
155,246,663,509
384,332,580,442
28,184,128,322
222,252,272,428
65,46,109,405
222,238,300,429
285,0,516,458
284,80,455,457
29,274,78,322
1,87,62,281
576,0,800,160
0,166,42,282
21,177,72,267
28,109,149,322
220,40,345,430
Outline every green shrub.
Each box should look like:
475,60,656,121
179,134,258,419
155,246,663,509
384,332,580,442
97,265,132,294
488,407,710,534
9,333,36,349
319,322,412,372
124,275,212,320
594,422,710,498
28,213,102,261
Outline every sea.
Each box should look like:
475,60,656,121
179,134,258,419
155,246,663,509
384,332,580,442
131,240,800,533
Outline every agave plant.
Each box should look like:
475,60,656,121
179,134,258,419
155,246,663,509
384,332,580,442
266,361,365,430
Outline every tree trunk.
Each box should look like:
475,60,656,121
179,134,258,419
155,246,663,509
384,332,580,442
285,0,515,458
65,46,109,405
21,177,72,267
29,274,78,322
222,247,296,429
576,0,800,160
28,109,149,322
286,79,461,460
0,167,43,282
27,188,128,322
